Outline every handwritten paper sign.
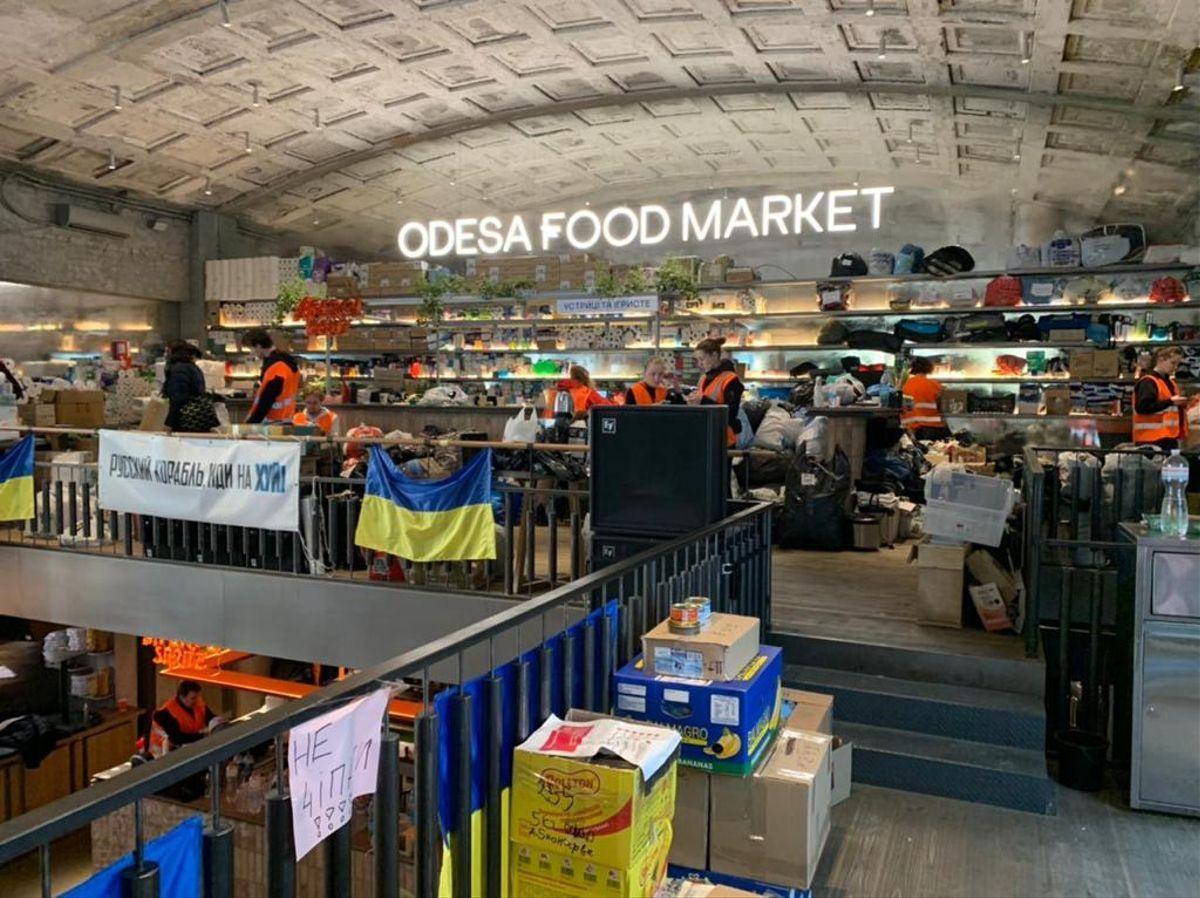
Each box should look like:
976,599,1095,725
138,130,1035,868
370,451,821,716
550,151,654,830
288,687,390,860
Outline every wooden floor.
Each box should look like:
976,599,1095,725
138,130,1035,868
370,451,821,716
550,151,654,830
771,543,1031,660
817,782,1200,898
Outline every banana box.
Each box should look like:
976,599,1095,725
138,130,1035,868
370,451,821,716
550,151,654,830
510,817,672,898
613,646,782,776
510,712,680,870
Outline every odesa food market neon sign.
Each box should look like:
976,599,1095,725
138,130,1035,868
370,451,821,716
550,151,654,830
397,186,895,259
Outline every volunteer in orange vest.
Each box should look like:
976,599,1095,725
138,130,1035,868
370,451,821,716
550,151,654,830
686,337,743,446
624,357,670,405
543,365,611,423
243,327,301,424
293,389,339,436
150,680,217,758
1134,345,1189,450
902,356,950,440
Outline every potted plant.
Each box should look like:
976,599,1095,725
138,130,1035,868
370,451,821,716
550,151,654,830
655,258,700,308
274,277,307,324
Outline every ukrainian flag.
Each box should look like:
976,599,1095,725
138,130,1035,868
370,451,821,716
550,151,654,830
355,447,496,562
0,435,33,523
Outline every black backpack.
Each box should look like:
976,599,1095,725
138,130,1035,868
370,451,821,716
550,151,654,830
830,253,868,277
817,321,849,345
847,329,902,352
1006,314,1043,342
778,446,851,550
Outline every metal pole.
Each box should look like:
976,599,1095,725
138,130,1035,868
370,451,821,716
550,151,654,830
324,820,352,898
561,628,576,713
122,800,160,898
583,619,596,711
452,690,473,898
415,711,439,898
267,735,295,898
1086,568,1103,733
39,843,50,898
204,763,234,898
599,612,613,713
1058,567,1072,734
486,675,503,898
375,729,400,898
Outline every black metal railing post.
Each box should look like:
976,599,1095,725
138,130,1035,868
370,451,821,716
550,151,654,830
452,684,472,898
204,763,233,898
324,819,352,898
121,800,160,898
415,706,439,898
266,735,295,898
374,727,400,898
485,673,503,898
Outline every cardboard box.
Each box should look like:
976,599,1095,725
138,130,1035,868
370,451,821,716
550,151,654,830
614,647,782,776
641,613,760,680
1092,349,1120,378
910,538,968,628
1042,386,1071,416
781,687,832,736
966,548,1018,604
969,583,1012,632
831,739,853,806
666,867,807,898
54,391,106,428
950,444,987,465
511,712,678,870
709,729,832,890
18,403,56,427
1069,349,1095,377
368,261,427,296
668,766,709,869
940,388,969,415
511,826,671,898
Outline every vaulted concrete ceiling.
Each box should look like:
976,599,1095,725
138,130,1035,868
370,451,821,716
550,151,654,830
0,0,1195,253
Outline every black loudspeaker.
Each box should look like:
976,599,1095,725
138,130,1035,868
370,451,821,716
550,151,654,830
590,405,728,537
591,531,665,570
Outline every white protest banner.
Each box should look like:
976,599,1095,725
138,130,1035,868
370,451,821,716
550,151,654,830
98,430,300,531
556,294,657,316
288,687,391,860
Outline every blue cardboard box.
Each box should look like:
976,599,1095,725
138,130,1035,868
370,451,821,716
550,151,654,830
613,645,782,776
666,864,811,898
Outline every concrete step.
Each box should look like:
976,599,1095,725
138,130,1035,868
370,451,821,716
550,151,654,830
785,663,1046,750
837,721,1058,816
769,629,1045,698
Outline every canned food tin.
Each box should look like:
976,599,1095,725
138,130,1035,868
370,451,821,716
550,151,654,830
685,597,711,627
668,602,701,634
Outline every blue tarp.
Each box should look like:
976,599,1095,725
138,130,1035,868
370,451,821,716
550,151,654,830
64,815,203,898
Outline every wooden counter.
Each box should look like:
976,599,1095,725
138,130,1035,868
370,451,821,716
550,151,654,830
225,398,523,440
0,708,139,823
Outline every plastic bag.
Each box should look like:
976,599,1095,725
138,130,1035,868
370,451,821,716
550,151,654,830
503,406,539,443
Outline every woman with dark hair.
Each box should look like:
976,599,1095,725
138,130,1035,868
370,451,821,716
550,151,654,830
687,337,744,446
543,364,611,424
162,341,209,432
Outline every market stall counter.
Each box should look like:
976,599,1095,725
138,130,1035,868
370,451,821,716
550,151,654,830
225,398,521,441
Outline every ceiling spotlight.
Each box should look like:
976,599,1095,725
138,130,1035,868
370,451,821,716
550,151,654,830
218,0,231,28
1171,66,1186,92
1012,152,1021,161
395,193,403,205
877,32,888,60
865,0,876,15
203,179,213,196
243,132,252,154
1019,32,1031,65
106,150,117,171
250,82,261,108
584,200,591,207
313,109,321,129
312,217,320,225
112,86,122,111
906,122,914,143
1010,187,1018,195
1113,184,1127,196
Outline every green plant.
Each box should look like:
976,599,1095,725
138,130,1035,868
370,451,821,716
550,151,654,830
493,276,534,299
655,258,699,303
595,267,650,297
274,277,307,323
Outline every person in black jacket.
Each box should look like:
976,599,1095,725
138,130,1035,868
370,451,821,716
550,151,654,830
162,341,207,431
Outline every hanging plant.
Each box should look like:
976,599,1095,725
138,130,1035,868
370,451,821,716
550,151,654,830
596,267,650,297
293,297,363,337
274,277,308,323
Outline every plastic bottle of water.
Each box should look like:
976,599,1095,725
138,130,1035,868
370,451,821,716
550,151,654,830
1160,449,1190,538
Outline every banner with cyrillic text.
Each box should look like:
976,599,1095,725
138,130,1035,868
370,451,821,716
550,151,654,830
98,430,300,531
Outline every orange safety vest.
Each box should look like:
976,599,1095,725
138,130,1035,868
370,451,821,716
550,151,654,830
1133,374,1187,443
700,370,738,446
902,374,945,432
293,408,337,435
149,696,208,758
543,384,591,422
252,358,301,423
628,382,667,406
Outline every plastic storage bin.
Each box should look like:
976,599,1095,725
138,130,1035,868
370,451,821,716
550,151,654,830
923,465,1015,547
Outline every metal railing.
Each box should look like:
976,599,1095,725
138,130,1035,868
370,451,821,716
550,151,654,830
2,436,594,597
0,499,773,898
1021,445,1192,750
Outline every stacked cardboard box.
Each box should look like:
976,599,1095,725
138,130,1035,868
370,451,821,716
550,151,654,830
466,255,557,290
613,612,842,893
54,390,106,428
365,261,428,297
909,537,969,627
556,253,609,293
510,711,680,897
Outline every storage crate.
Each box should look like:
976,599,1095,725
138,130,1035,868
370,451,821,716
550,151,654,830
922,465,1014,547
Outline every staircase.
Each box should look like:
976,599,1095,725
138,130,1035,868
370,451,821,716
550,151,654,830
773,632,1056,816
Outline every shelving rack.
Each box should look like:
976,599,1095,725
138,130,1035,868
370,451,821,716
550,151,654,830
210,261,1197,424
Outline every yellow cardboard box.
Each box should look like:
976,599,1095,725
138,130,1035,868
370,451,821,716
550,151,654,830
510,818,671,898
510,712,679,871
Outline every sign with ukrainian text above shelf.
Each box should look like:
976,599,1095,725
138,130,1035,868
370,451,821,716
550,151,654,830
556,294,658,316
397,186,896,259
98,431,300,531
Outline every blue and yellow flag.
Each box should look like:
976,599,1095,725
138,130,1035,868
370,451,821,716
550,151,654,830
355,447,496,562
0,435,33,522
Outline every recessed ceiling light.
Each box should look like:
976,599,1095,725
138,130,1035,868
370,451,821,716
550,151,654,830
243,133,252,154
203,179,213,196
865,0,876,15
106,150,117,171
1019,32,1031,65
250,82,260,108
112,86,122,111
877,32,888,60
218,0,231,28
1113,184,1127,196
1013,152,1021,161
1010,187,1018,195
